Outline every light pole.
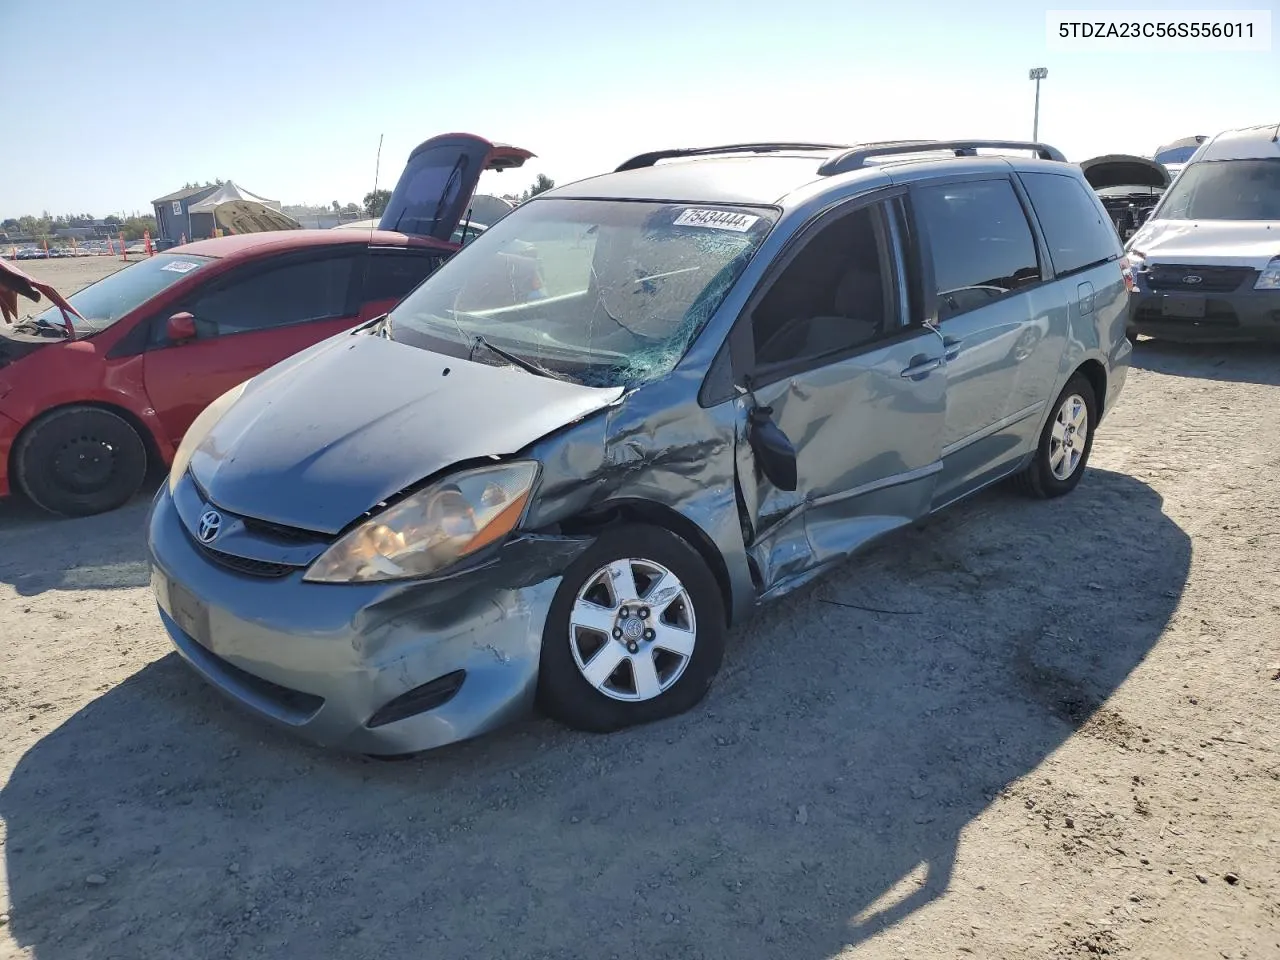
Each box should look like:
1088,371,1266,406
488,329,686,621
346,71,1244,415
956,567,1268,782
1029,67,1048,141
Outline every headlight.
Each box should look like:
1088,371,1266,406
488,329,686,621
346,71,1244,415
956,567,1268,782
303,461,539,584
1255,259,1280,290
168,381,247,493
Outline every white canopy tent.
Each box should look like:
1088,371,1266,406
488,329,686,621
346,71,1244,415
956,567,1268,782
187,181,283,214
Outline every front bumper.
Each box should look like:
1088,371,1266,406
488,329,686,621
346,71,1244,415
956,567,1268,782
0,410,19,498
146,480,588,755
1129,287,1280,342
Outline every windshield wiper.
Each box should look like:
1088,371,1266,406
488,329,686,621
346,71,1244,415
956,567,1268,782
468,335,560,380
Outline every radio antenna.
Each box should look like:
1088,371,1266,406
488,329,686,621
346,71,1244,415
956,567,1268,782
369,133,384,246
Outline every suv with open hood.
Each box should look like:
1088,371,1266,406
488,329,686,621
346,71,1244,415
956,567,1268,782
1080,154,1171,241
1126,122,1280,342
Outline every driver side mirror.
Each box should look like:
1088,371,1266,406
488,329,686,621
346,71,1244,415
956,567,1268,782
747,405,798,492
166,311,197,343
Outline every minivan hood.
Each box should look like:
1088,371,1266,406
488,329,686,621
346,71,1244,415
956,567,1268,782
1129,218,1280,268
189,334,621,534
1080,154,1171,191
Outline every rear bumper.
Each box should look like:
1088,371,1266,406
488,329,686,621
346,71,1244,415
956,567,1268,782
1130,288,1280,342
0,411,19,498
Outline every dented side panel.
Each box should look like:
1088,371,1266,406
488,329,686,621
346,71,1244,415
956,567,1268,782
736,330,947,596
525,364,756,623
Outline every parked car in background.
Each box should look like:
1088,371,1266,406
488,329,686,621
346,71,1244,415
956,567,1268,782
0,132,533,517
1153,134,1208,180
1126,122,1280,342
1080,154,1171,241
147,138,1130,756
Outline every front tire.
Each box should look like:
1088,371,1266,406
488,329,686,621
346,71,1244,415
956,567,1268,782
536,524,726,733
1015,373,1097,500
15,406,149,517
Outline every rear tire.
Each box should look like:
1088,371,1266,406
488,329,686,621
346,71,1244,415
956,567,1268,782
1014,373,1097,500
536,524,726,733
15,406,148,517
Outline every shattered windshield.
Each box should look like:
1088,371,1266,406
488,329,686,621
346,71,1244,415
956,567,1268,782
1156,159,1280,221
385,197,776,387
29,253,213,335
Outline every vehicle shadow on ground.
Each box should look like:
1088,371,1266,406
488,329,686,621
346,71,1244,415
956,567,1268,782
1,469,1188,960
1131,337,1280,385
0,484,158,596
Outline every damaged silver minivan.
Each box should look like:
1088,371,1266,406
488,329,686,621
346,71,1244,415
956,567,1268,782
147,139,1132,755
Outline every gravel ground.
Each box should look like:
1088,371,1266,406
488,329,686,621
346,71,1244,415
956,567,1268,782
1,260,1277,959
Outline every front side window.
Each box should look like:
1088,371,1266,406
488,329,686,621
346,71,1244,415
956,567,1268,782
915,179,1040,322
29,252,214,336
1156,159,1280,221
1020,172,1121,276
751,203,900,368
188,253,356,336
386,197,777,388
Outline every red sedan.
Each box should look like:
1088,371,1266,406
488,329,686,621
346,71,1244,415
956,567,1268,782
0,133,532,516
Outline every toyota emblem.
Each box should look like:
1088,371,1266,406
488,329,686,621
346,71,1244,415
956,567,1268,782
197,509,223,544
1182,275,1203,285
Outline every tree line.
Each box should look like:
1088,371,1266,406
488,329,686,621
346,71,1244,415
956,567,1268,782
1,213,159,243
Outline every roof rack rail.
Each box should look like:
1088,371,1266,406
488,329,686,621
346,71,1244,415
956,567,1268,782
615,142,846,172
818,140,1067,176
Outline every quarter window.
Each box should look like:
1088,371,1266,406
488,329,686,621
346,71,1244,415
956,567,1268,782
189,254,355,335
915,180,1040,322
1020,172,1119,276
751,204,900,368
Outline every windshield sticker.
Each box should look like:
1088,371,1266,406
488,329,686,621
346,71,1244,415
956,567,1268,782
673,209,760,232
161,260,201,274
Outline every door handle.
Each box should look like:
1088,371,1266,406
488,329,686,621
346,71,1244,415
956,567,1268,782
900,356,943,379
942,336,963,361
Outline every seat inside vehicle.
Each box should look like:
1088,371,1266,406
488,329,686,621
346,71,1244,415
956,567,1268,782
753,207,891,365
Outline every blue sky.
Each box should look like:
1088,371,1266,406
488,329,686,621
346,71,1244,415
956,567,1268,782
1,0,1275,217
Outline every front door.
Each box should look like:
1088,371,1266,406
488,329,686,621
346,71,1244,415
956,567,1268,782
732,194,947,595
142,249,363,445
909,176,1045,506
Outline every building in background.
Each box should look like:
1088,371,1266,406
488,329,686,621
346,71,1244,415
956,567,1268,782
151,185,220,243
152,181,287,244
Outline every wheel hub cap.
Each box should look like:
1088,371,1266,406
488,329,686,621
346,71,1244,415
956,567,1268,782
569,558,698,703
1049,394,1089,481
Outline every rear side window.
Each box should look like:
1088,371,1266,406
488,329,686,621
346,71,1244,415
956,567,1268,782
1021,172,1120,276
363,251,443,303
189,254,355,335
914,179,1040,322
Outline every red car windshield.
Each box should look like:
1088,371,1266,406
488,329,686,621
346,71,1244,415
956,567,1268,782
30,253,214,336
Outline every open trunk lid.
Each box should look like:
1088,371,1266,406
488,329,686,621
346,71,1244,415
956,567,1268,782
377,133,534,243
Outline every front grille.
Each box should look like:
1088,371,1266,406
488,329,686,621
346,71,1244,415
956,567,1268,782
199,544,297,579
242,517,330,544
1145,264,1256,293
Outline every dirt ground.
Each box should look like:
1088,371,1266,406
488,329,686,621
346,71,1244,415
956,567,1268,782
0,259,1277,959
